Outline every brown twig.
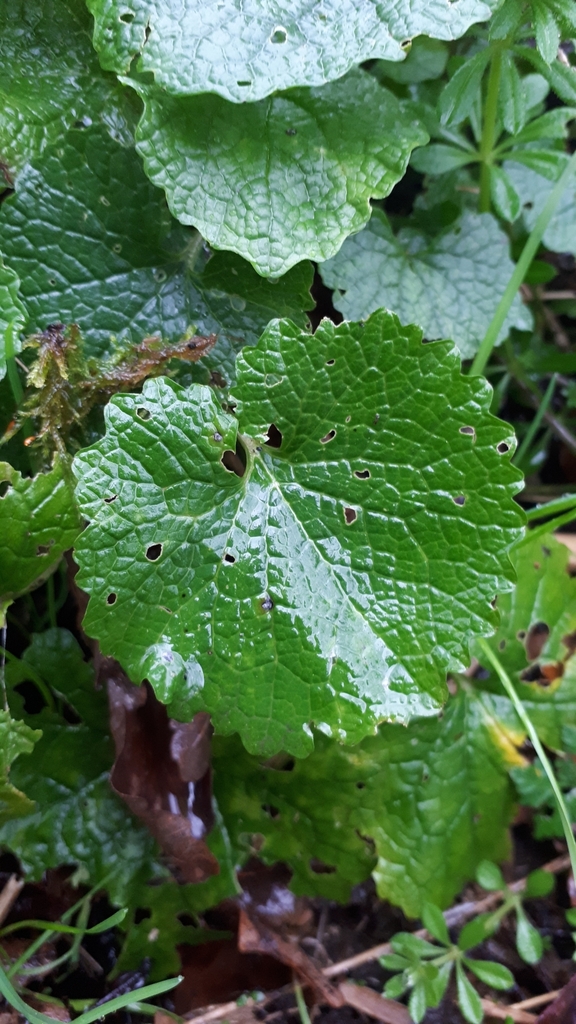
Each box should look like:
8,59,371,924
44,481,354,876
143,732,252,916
481,997,536,1022
511,991,561,1011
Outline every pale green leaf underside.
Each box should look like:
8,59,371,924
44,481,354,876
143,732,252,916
320,210,533,359
88,0,496,103
0,125,312,365
504,158,576,255
0,0,135,176
0,256,27,381
213,687,516,916
0,461,81,616
473,532,576,751
131,70,429,277
73,310,524,757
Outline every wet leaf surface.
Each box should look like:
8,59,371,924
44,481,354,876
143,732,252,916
74,309,524,756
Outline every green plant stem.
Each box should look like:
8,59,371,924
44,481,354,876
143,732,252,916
294,982,312,1024
471,149,576,377
526,494,576,522
479,46,503,213
478,639,576,878
46,573,57,630
514,374,557,467
527,506,576,542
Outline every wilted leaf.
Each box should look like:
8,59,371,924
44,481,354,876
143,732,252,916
130,71,428,276
88,0,496,103
73,309,524,757
108,673,219,884
0,712,41,824
320,210,532,359
0,0,135,175
0,125,312,365
0,461,80,619
0,629,156,905
504,157,576,256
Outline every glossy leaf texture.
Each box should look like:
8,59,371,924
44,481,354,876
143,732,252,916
130,70,428,276
1,629,156,905
320,210,532,359
0,125,312,365
0,0,135,177
473,532,576,751
0,256,27,381
0,713,41,825
504,158,576,256
73,310,524,757
0,461,80,618
212,686,518,916
88,0,496,103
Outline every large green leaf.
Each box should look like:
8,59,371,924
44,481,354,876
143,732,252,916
0,125,312,366
504,158,576,256
320,210,532,359
0,712,41,825
212,735,375,902
88,0,496,103
0,0,135,176
213,687,518,916
0,256,27,381
73,310,524,757
130,70,428,276
473,532,576,750
1,629,155,905
0,461,81,620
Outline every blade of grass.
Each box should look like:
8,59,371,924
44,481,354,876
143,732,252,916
471,149,576,377
525,493,576,522
294,981,312,1024
0,909,126,939
0,962,181,1024
478,639,576,878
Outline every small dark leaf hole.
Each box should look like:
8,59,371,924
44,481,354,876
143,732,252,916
224,553,236,564
36,544,52,556
354,469,370,480
344,507,357,524
146,543,163,561
262,804,280,819
310,858,336,875
104,494,117,503
136,407,151,420
265,423,283,448
497,441,510,454
107,593,117,605
460,425,475,437
120,11,135,23
221,437,246,477
320,429,336,444
453,495,466,506
526,621,550,660
326,359,335,366
261,595,274,611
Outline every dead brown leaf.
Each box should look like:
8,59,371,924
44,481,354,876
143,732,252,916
106,672,218,884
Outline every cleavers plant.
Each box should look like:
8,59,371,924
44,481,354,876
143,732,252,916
1,0,576,1019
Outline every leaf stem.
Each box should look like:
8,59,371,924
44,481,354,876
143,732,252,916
478,638,576,879
479,46,503,213
471,149,576,376
4,320,24,408
514,373,557,468
294,982,312,1024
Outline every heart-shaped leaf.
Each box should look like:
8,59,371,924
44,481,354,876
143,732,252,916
73,309,523,756
129,71,428,276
